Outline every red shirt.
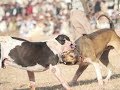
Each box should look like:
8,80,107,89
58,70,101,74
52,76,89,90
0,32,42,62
26,5,33,15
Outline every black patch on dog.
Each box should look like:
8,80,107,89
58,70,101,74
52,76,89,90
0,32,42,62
55,34,70,45
100,45,114,66
8,41,59,68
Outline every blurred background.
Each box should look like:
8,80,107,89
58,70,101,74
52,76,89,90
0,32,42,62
0,0,119,39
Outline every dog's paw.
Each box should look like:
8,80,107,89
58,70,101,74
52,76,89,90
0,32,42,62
98,80,103,86
103,79,109,84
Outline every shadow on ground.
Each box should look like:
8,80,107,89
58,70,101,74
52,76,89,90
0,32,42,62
13,73,120,90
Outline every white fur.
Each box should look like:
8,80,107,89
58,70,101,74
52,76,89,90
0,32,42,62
97,21,110,29
0,36,23,68
84,58,103,85
46,38,63,55
5,60,47,72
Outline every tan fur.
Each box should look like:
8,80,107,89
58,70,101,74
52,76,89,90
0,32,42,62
62,28,120,85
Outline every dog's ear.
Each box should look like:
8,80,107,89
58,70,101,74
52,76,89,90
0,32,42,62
64,35,70,41
55,34,70,45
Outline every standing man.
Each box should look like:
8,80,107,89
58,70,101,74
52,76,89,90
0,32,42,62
69,0,92,42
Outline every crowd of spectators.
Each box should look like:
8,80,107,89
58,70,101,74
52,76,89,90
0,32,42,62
0,0,72,37
0,0,119,37
87,0,120,29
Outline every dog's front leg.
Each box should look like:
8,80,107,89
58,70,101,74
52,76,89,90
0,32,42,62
71,63,88,83
49,64,72,90
27,71,35,90
84,58,103,85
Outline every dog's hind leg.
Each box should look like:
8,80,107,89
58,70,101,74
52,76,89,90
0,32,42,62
103,33,120,83
100,58,113,83
71,63,88,84
100,46,114,83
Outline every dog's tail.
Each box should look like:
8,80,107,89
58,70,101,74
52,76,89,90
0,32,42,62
97,14,114,29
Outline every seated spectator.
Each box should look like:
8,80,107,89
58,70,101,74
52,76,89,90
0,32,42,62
17,16,27,36
7,16,17,31
32,2,43,16
25,1,33,15
0,3,5,22
107,0,115,17
25,15,36,32
0,18,8,32
44,13,54,36
26,14,46,41
12,2,23,16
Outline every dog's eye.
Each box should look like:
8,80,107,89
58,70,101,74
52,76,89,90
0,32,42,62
61,55,65,58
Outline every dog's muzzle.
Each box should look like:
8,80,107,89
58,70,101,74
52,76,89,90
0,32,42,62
61,50,77,65
70,43,76,49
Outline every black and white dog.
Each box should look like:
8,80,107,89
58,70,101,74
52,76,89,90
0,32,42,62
0,35,73,90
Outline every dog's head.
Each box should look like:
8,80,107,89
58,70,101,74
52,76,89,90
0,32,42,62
61,50,77,65
55,34,77,64
55,34,76,52
55,34,70,45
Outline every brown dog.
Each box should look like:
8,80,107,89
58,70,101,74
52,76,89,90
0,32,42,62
62,28,120,85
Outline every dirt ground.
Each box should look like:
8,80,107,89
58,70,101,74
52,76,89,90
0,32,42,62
0,52,120,90
0,31,120,90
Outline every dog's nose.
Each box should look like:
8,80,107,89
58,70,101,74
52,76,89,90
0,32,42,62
70,43,76,49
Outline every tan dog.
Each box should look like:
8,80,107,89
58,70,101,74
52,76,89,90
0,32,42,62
62,28,120,85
